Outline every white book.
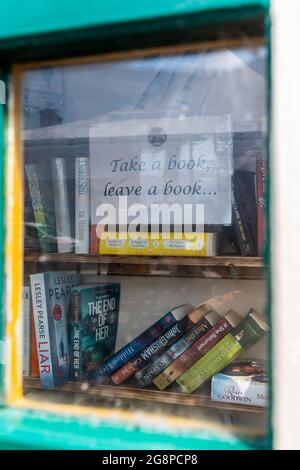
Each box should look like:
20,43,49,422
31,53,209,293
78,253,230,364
52,158,72,253
23,286,31,376
75,157,90,254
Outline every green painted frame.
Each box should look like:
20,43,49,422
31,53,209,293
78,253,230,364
0,0,271,450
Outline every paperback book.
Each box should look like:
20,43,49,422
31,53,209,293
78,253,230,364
30,271,79,388
211,360,268,407
23,286,31,376
91,304,194,380
177,309,268,394
111,304,207,385
25,162,57,253
71,283,121,381
152,310,241,391
135,309,220,388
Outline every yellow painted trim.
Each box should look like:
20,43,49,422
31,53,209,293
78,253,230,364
5,65,23,403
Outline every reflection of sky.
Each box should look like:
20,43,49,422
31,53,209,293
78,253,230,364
23,45,267,128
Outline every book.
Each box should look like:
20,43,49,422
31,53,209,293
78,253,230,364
71,283,120,381
99,232,219,256
152,310,241,391
25,162,57,253
257,159,267,256
30,271,79,388
23,286,31,376
30,305,39,377
226,171,256,256
211,360,268,407
135,310,220,388
91,304,194,380
52,158,73,253
75,157,90,254
111,305,211,385
177,309,268,394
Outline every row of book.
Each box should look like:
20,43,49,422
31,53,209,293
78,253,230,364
91,303,268,403
24,272,268,406
25,156,267,257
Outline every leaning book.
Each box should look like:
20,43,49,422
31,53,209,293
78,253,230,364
71,283,121,381
30,271,79,389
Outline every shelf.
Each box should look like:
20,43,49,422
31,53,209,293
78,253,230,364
23,377,265,414
24,253,265,280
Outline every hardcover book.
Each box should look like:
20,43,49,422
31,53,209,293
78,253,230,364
152,310,241,391
211,360,268,407
177,309,268,394
71,283,121,381
91,304,194,380
30,271,79,388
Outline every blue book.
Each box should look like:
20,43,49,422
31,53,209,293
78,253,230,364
71,283,120,381
91,303,194,380
30,271,79,388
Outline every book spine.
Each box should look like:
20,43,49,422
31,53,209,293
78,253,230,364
30,306,39,377
153,316,233,390
257,159,267,256
30,273,54,388
177,333,242,394
71,291,81,381
75,157,90,254
90,224,98,254
111,319,190,385
94,310,184,377
52,158,72,253
25,163,54,253
23,286,31,376
136,316,214,388
232,191,255,256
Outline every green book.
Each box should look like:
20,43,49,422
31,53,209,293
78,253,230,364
177,309,268,394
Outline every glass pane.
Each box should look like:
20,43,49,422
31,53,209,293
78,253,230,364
21,33,269,444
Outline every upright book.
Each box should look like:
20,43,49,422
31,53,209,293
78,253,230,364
25,162,57,253
23,286,31,376
75,157,90,254
257,159,267,256
52,157,73,253
30,271,79,388
71,283,121,381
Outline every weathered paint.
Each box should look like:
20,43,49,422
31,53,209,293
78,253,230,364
0,406,266,450
0,1,269,43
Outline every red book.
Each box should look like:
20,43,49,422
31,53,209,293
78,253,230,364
30,307,39,377
257,159,267,256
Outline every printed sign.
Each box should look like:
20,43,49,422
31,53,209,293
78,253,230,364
90,115,232,226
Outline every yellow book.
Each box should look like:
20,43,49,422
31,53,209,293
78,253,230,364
99,232,219,256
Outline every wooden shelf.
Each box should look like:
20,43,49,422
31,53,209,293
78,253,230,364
24,253,264,280
23,376,265,414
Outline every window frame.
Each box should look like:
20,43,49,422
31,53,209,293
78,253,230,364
0,0,271,450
